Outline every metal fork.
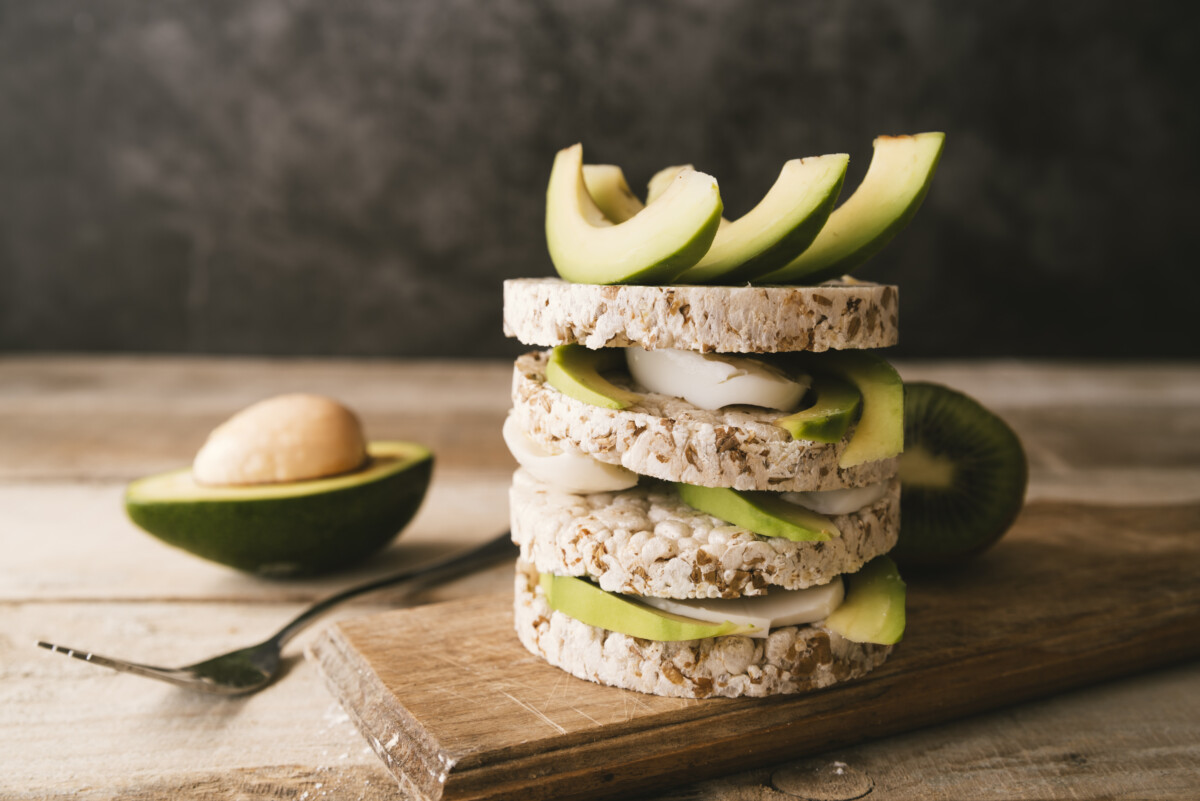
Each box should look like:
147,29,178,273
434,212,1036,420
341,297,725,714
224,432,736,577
37,531,517,695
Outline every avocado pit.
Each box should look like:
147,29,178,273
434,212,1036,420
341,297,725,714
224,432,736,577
193,393,368,487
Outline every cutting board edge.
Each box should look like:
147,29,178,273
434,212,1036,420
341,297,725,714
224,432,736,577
308,624,452,801
309,593,1200,801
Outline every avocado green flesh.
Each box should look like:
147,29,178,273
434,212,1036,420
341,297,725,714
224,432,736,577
675,154,849,285
674,482,839,542
776,372,862,443
540,572,755,641
823,556,906,645
545,344,641,410
792,351,904,468
760,132,945,285
582,164,644,224
125,441,433,576
646,165,693,205
546,144,723,285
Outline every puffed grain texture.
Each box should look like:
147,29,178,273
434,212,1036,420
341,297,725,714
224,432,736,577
510,469,899,598
503,277,898,353
513,562,892,699
512,351,898,492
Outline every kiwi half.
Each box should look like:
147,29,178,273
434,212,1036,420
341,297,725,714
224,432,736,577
895,382,1028,568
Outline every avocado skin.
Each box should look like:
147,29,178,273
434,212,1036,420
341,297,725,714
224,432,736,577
126,451,432,576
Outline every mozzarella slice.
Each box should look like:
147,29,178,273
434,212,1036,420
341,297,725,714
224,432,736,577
625,347,809,411
639,578,844,638
502,414,639,494
781,481,890,515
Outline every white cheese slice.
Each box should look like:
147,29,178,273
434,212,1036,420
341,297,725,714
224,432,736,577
638,578,844,639
502,413,639,494
780,481,890,515
625,347,809,411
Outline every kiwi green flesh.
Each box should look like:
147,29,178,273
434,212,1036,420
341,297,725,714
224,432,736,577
895,382,1027,568
125,441,433,576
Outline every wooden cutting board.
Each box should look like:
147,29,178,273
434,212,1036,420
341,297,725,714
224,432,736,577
307,500,1200,801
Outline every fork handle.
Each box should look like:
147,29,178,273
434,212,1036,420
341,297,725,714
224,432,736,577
273,531,517,647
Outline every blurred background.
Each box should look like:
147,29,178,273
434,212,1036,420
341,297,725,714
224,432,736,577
2,0,1197,360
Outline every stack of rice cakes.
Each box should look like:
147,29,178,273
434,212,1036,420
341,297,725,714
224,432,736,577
502,278,903,699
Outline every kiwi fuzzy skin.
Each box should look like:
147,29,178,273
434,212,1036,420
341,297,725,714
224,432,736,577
894,382,1028,569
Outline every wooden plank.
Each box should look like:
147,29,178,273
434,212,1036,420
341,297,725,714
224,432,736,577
0,356,514,480
308,500,1200,801
4,358,1199,799
0,599,398,800
652,658,1200,801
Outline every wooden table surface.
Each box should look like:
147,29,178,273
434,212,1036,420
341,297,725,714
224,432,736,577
2,355,1198,801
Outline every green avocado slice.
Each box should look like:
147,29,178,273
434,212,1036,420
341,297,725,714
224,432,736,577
675,154,849,285
544,344,641,410
775,371,863,443
125,441,433,576
646,164,693,205
823,556,906,644
546,144,723,285
790,351,904,468
674,482,840,542
540,572,756,641
759,132,945,284
581,164,644,224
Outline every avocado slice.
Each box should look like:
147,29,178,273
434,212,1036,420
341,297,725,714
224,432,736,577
125,441,433,576
646,164,693,205
674,482,840,542
581,164,644,224
544,344,641,410
823,556,906,645
674,154,849,285
775,371,863,443
540,572,757,641
545,144,723,285
792,351,904,468
760,132,945,284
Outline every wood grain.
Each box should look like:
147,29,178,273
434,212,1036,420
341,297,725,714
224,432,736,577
309,500,1200,801
4,357,1199,800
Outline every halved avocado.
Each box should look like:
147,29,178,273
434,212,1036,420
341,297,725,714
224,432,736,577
775,371,863,443
674,154,849,285
760,132,945,284
546,144,723,285
545,344,641,410
125,441,433,576
540,572,756,641
674,482,840,542
823,556,906,645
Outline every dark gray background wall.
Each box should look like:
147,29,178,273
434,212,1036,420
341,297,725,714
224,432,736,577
2,1,1197,359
